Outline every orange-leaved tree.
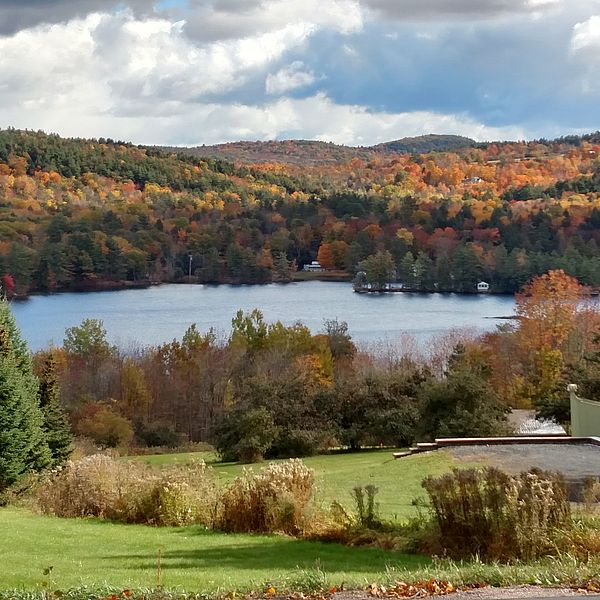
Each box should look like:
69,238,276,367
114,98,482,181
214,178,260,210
514,270,582,407
515,269,581,353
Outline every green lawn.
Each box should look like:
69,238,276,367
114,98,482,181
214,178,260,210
1,508,426,592
6,451,597,595
131,449,459,520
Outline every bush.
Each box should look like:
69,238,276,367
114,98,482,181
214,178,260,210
36,454,218,526
417,372,511,440
137,423,183,448
270,429,327,458
215,407,279,463
421,467,570,560
218,459,315,534
75,406,134,449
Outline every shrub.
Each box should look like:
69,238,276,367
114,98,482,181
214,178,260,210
421,467,570,560
417,372,511,440
270,429,327,458
75,406,134,449
218,459,315,534
215,407,278,463
137,422,182,448
36,454,218,526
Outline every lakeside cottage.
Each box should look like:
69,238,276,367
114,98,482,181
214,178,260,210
477,281,490,292
303,261,324,272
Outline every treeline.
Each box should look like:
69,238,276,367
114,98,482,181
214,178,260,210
2,129,600,295
21,271,598,463
35,310,511,460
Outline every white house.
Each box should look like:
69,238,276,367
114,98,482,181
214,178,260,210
303,261,324,272
477,281,490,292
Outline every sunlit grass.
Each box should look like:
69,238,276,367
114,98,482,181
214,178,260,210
130,449,459,520
1,508,426,591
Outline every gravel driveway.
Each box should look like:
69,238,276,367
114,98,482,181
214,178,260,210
447,443,600,498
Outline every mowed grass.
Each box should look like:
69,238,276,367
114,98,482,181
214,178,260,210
0,508,427,592
131,449,460,520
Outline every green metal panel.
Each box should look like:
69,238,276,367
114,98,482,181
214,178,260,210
569,384,600,437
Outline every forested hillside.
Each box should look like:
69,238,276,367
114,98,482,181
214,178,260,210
1,128,600,296
165,134,476,166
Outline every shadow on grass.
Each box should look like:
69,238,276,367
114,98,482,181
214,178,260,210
103,538,427,572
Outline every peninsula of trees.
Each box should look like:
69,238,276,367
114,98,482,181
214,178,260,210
1,128,600,296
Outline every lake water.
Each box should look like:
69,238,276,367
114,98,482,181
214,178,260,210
10,281,516,351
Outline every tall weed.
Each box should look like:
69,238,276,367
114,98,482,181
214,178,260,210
421,467,570,560
36,454,218,526
218,459,315,534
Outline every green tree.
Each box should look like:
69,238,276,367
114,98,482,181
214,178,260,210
215,406,278,463
63,319,114,360
230,309,269,351
7,243,36,293
38,353,73,466
356,250,395,291
399,252,416,289
435,253,453,291
415,251,435,291
418,345,510,440
0,300,51,490
322,318,356,361
452,244,484,292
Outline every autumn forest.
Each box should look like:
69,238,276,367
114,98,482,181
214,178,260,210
1,129,600,296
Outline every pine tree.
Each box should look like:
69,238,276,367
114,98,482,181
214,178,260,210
38,353,72,466
0,299,51,490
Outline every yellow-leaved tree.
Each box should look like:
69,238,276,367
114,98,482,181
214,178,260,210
514,269,581,407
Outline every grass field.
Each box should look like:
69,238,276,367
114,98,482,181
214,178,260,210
6,507,600,595
0,451,466,592
0,508,426,592
130,449,459,520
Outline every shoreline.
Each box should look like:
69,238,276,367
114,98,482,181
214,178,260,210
10,277,517,301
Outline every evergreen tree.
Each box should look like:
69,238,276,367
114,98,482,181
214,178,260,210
38,353,73,466
0,300,51,490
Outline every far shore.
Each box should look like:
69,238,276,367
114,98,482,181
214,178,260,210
9,274,521,301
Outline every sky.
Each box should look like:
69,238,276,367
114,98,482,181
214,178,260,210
0,0,599,146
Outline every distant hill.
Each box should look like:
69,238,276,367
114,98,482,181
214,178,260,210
162,135,477,166
372,134,476,155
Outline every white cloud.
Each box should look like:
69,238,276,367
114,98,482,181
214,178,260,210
248,93,526,145
0,81,528,146
266,62,317,95
0,2,589,147
570,15,600,92
183,0,364,42
0,10,321,122
571,14,600,52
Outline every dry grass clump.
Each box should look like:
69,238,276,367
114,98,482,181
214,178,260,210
36,454,218,526
421,467,570,561
582,476,600,512
36,455,316,535
218,459,315,535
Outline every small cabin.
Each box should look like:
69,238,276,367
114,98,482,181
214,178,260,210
303,261,324,272
477,281,490,292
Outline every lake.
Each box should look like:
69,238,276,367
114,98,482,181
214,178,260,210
10,281,516,351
